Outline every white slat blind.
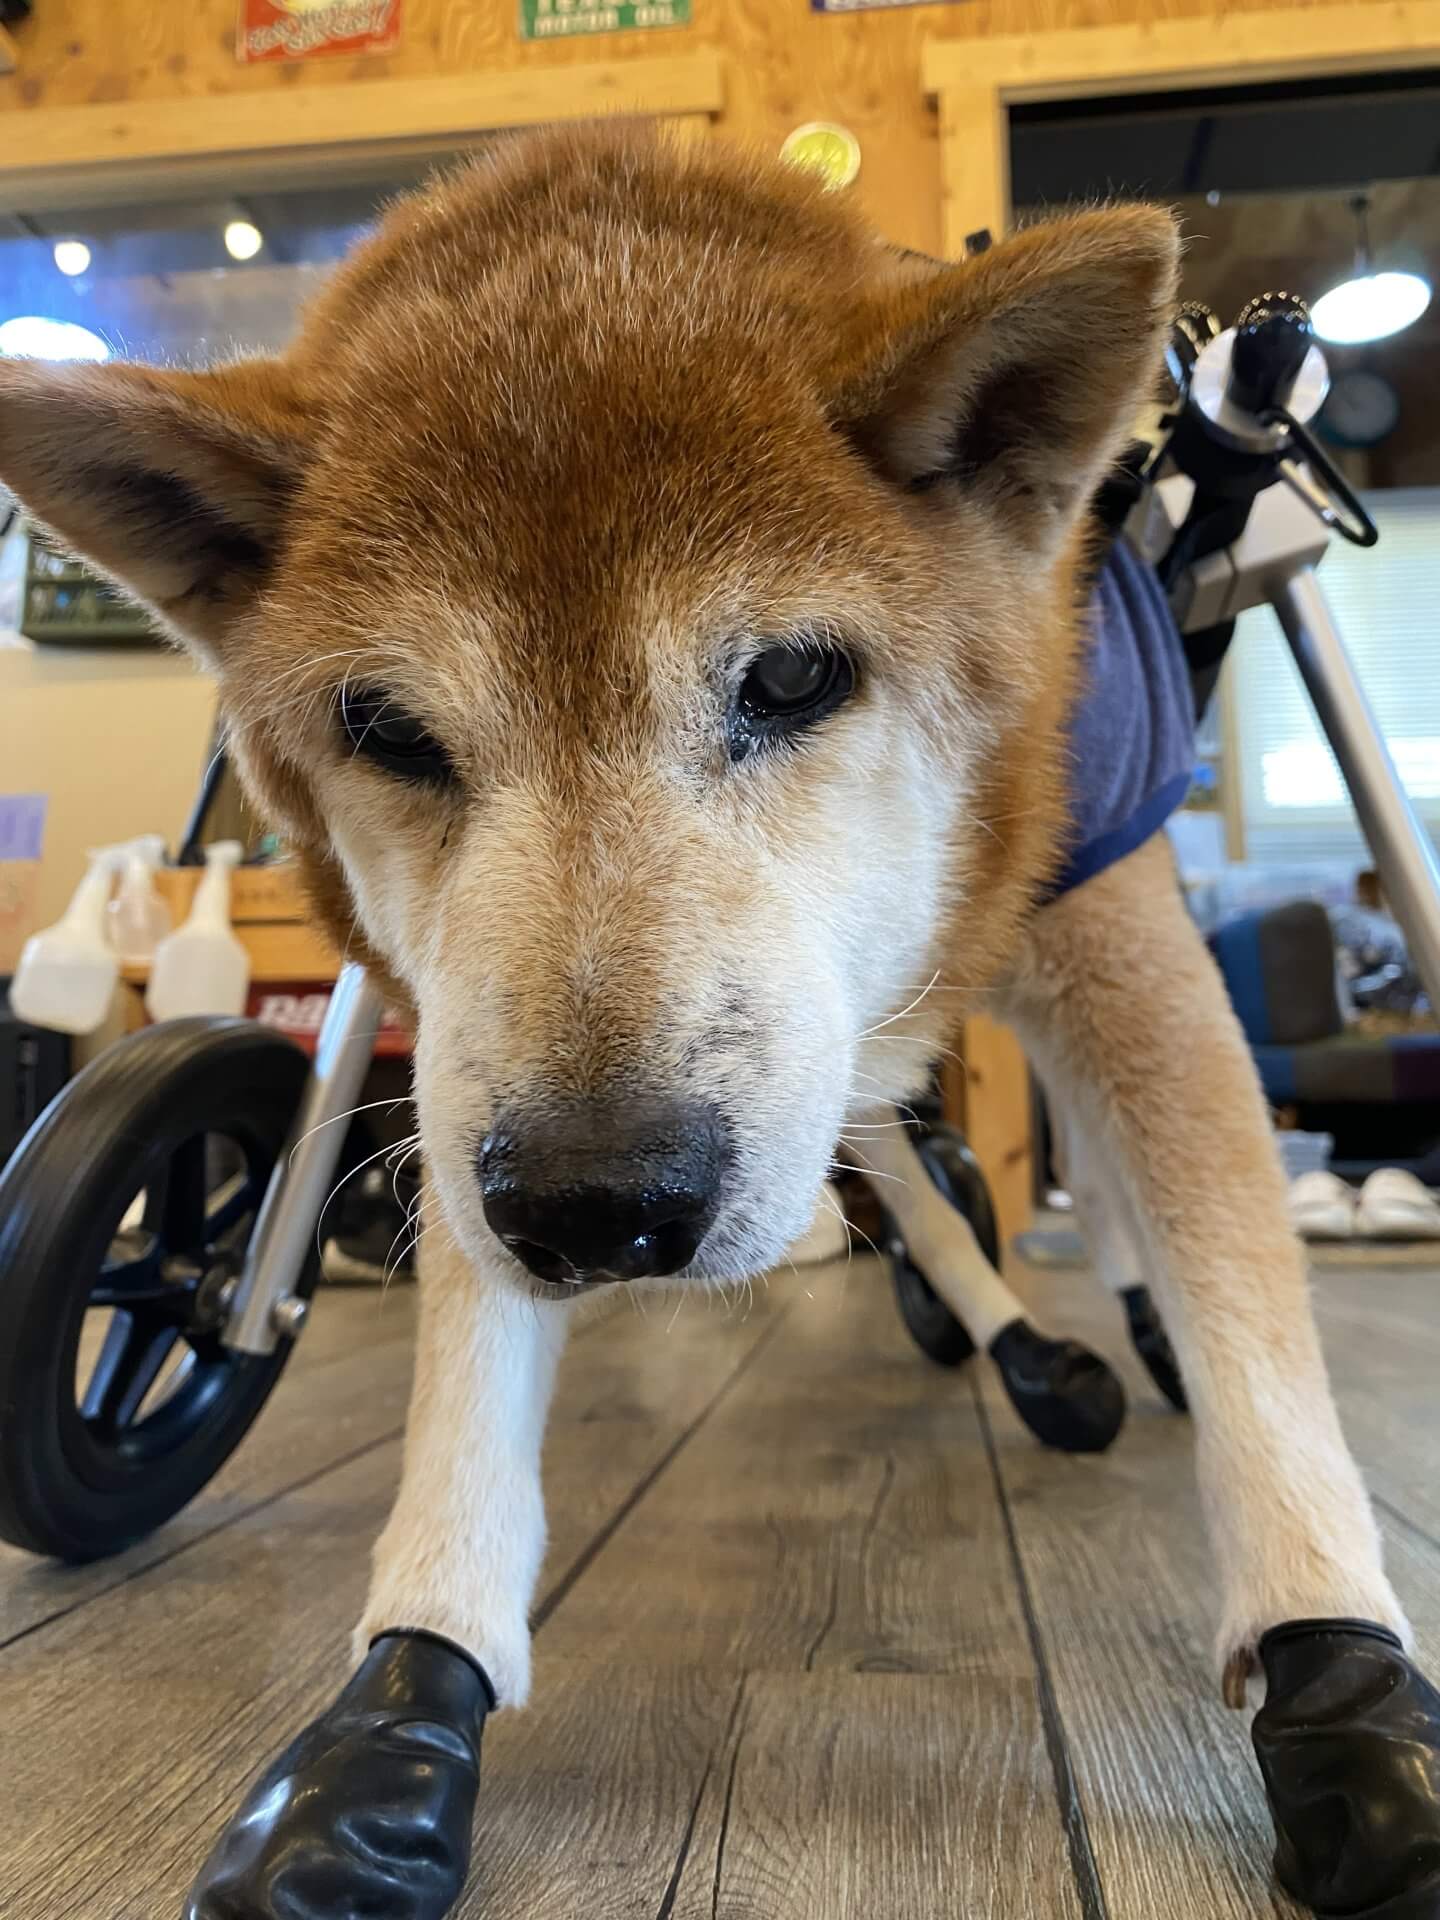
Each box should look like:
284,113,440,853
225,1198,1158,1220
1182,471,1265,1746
1231,486,1440,863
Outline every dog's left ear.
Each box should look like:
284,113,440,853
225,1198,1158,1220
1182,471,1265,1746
833,206,1179,557
0,356,313,662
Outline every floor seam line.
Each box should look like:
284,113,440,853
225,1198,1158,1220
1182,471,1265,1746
532,1306,793,1634
1373,1491,1440,1558
0,1424,406,1655
972,1373,1111,1920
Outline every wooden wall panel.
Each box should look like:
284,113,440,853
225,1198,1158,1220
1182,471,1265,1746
0,0,1405,253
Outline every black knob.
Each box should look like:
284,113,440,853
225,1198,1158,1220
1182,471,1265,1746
1226,291,1312,416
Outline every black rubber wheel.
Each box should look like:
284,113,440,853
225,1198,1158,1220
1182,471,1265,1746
889,1128,1000,1369
0,1018,314,1562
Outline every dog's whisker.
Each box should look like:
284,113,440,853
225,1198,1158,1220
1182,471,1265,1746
816,1181,859,1273
858,970,942,1040
832,1152,906,1188
288,1096,410,1163
315,1131,421,1258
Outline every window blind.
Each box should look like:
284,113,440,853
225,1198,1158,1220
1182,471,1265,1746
1231,486,1440,864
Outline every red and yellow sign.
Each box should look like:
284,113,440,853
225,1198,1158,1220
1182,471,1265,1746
237,0,402,65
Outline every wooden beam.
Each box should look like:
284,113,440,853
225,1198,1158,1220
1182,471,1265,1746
0,50,725,209
925,1,1440,103
960,1014,1036,1254
935,86,1009,261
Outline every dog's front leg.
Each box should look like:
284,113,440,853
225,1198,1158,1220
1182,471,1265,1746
1004,834,1440,1920
185,1222,567,1920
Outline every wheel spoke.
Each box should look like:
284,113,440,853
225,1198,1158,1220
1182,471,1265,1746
93,1230,164,1308
155,1134,209,1258
81,1311,181,1431
205,1175,261,1245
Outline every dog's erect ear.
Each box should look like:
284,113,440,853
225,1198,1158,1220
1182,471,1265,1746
832,207,1179,556
0,357,312,659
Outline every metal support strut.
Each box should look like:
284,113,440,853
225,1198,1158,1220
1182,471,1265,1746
223,961,389,1356
1274,568,1440,1013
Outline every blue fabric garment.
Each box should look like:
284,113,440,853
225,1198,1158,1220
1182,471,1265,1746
1047,537,1196,899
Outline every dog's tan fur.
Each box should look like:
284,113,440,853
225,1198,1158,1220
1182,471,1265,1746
0,124,1405,1730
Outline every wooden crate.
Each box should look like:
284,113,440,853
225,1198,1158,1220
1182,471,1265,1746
122,863,339,985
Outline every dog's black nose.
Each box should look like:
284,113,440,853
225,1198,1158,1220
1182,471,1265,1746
478,1098,730,1285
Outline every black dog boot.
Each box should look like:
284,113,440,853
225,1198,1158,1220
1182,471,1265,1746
1120,1283,1188,1412
988,1318,1126,1452
1253,1618,1440,1918
185,1629,493,1920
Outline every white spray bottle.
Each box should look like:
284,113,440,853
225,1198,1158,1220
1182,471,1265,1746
146,840,250,1021
9,845,125,1035
107,833,172,966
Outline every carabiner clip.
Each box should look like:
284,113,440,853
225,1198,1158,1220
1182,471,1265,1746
1264,406,1379,547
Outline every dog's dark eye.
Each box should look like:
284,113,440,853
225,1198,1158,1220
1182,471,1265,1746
338,686,453,783
731,642,855,758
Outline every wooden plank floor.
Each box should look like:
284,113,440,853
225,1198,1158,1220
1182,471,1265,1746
2,1245,1439,1919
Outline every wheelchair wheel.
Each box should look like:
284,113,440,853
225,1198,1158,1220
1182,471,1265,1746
0,1018,314,1561
889,1127,998,1369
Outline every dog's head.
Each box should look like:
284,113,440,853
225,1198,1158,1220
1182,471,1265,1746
0,126,1176,1295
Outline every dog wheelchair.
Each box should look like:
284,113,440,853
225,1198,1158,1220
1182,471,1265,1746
3,290,1439,1570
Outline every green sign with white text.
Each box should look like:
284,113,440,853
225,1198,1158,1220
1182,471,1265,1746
520,0,689,38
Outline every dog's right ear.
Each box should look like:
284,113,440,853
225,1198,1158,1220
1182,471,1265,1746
0,357,312,663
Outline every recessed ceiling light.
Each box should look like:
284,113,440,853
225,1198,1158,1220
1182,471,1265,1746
224,219,264,261
53,240,92,277
0,315,110,361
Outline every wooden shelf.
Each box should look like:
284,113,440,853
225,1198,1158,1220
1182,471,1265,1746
0,49,725,210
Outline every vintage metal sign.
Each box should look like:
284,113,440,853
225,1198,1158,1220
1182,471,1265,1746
520,0,690,39
237,0,402,65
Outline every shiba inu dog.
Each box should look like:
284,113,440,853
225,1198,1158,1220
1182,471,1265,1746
2,122,1431,1920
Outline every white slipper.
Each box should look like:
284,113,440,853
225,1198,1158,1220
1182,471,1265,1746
1289,1170,1356,1241
1354,1168,1440,1241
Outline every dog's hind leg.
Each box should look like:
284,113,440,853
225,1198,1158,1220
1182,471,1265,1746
1005,833,1440,1920
854,1117,1126,1453
184,1218,567,1920
1047,1080,1188,1409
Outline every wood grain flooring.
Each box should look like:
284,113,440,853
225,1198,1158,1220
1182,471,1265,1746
2,1246,1439,1919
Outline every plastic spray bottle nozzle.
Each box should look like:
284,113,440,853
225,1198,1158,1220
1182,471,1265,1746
109,833,173,966
145,840,250,1022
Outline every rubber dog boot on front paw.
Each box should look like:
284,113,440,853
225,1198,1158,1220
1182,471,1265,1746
185,1629,494,1920
1253,1618,1440,1919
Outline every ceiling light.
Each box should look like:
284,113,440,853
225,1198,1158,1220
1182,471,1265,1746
1313,195,1432,346
1313,270,1431,345
0,316,111,361
52,240,91,277
224,219,263,261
